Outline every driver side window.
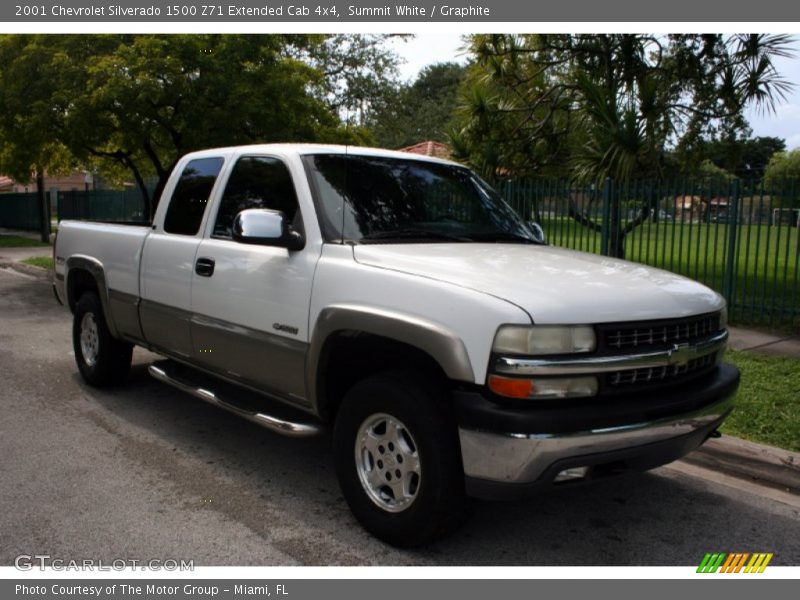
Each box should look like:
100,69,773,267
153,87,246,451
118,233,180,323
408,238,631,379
213,156,301,239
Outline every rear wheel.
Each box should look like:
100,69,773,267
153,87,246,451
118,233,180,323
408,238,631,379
73,292,133,387
334,371,468,546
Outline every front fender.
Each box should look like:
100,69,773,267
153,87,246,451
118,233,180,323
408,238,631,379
306,304,475,412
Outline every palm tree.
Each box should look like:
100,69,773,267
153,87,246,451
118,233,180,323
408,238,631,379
453,34,794,258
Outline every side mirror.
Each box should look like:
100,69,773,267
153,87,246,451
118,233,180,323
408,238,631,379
528,221,547,244
232,208,305,251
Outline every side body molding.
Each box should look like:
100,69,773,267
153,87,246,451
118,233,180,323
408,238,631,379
65,255,119,338
306,304,475,413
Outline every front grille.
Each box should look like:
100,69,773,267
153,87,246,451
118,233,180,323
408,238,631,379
490,311,727,401
598,312,721,354
606,352,718,388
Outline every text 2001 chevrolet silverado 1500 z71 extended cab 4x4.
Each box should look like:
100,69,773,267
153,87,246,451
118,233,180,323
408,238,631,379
54,144,740,546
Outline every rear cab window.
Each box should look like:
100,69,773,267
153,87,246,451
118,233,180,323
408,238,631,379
163,157,225,235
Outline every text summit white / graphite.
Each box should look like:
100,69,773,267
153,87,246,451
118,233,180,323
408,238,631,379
348,5,491,16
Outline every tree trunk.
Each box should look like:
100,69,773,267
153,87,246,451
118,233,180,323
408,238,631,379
36,169,50,243
150,159,178,219
125,163,152,222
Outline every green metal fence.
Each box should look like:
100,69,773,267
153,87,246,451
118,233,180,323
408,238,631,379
499,178,800,329
57,189,149,223
0,192,42,231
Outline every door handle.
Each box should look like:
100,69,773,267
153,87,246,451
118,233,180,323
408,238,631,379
195,257,215,277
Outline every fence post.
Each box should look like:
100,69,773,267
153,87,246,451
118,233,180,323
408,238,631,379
600,177,612,256
723,180,740,306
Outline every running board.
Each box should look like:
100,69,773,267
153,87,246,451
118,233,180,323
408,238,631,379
148,362,322,438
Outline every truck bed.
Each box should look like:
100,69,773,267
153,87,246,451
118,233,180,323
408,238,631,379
54,220,151,301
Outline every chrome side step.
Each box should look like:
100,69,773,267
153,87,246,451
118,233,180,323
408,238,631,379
148,363,322,438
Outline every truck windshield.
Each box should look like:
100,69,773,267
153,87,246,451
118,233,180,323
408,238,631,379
304,153,543,245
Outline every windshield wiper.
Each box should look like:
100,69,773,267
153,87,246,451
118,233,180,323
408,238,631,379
360,229,473,243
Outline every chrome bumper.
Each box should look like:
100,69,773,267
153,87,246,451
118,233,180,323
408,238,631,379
459,390,734,486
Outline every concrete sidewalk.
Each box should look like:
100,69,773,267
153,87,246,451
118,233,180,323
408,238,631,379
0,228,52,258
0,231,54,278
0,245,52,263
728,326,800,359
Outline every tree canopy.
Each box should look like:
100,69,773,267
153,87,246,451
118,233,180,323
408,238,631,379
448,34,795,259
764,149,800,185
451,34,794,182
669,135,786,180
368,62,468,149
0,34,399,218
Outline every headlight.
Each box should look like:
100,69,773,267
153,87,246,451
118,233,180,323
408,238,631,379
493,325,596,355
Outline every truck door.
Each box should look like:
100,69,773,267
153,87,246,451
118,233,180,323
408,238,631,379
189,155,316,407
139,156,225,358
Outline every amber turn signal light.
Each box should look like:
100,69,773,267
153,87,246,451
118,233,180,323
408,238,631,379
487,374,534,399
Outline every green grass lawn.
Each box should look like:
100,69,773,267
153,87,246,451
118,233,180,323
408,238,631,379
0,235,49,248
721,350,800,452
21,256,54,270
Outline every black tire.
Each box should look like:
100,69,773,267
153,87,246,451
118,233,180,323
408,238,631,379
72,291,133,387
334,370,468,547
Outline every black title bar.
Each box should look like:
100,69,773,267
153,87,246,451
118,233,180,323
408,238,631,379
4,0,800,22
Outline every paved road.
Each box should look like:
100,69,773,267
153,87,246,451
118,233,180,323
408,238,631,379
1,268,798,566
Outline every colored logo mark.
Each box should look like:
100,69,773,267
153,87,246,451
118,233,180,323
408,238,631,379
697,552,774,573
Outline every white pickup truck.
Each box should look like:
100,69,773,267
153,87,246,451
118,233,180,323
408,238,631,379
54,144,739,546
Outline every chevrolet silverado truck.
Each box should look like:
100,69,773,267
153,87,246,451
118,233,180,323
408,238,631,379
54,144,740,546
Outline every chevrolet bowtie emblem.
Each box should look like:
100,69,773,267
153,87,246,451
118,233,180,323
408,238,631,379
668,342,693,366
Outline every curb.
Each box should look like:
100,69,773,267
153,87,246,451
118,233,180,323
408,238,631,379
0,261,51,280
682,435,800,496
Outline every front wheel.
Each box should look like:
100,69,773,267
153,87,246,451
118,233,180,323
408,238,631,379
73,291,133,387
333,371,468,547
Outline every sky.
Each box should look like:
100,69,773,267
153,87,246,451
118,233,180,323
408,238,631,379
391,33,800,151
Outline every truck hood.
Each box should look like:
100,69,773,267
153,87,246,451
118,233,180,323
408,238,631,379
353,244,724,324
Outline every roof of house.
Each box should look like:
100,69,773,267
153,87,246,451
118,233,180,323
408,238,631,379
397,141,453,160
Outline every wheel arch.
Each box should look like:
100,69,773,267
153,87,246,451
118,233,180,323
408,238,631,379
307,304,475,421
65,255,119,338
